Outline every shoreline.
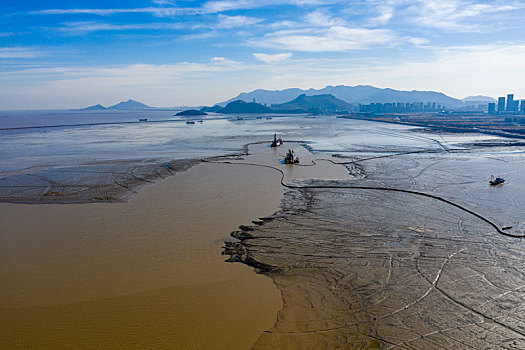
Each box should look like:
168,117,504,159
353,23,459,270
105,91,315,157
339,114,525,141
0,158,200,205
0,147,250,205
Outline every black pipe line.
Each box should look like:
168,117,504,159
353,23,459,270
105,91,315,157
201,156,525,239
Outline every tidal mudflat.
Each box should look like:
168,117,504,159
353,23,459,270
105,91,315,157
2,113,525,349
226,143,525,349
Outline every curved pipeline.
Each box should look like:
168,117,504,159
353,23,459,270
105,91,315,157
201,157,525,239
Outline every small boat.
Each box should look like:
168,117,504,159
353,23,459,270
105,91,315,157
186,121,195,125
282,149,299,164
489,175,505,186
256,116,262,119
270,133,283,147
266,117,272,120
139,118,148,122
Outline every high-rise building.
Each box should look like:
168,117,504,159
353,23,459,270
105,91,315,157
521,100,525,113
513,100,520,112
498,97,506,112
488,103,496,114
507,94,514,111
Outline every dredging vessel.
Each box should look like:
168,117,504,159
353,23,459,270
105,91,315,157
282,149,299,164
271,133,283,147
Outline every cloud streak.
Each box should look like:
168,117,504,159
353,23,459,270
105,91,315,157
0,47,44,58
216,15,262,28
57,21,184,34
253,52,292,63
30,0,346,17
253,26,397,52
407,0,522,32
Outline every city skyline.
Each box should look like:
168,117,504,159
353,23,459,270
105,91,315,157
1,0,525,109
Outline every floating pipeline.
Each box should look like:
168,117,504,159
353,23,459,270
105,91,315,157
202,151,525,239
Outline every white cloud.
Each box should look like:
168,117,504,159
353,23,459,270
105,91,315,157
407,0,522,31
31,0,347,18
305,9,344,27
408,37,430,46
211,56,241,65
267,20,298,29
253,52,292,63
253,26,397,52
217,15,262,28
202,0,345,13
362,0,404,25
181,31,218,40
202,0,253,13
31,7,191,17
151,0,176,5
58,21,183,34
0,47,44,58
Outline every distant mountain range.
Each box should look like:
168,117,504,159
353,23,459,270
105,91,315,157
194,93,352,114
220,85,464,108
274,94,352,112
81,87,496,114
462,96,496,103
82,99,153,110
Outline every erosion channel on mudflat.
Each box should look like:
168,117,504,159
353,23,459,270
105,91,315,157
2,113,525,349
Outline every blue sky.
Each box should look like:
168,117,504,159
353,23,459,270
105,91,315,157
1,0,524,108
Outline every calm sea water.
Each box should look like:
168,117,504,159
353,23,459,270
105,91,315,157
0,109,505,177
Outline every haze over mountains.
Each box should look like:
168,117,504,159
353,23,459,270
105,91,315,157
83,85,494,112
220,85,464,107
461,96,496,103
82,99,153,111
198,94,352,114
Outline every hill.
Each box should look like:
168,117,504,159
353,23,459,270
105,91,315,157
82,104,107,111
273,94,352,113
220,85,463,108
219,100,272,114
107,99,153,110
200,105,222,113
462,96,496,103
175,109,207,116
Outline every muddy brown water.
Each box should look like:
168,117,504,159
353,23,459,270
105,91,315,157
0,142,350,349
0,161,285,349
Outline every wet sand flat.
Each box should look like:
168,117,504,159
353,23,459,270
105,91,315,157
226,151,525,349
1,160,284,349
